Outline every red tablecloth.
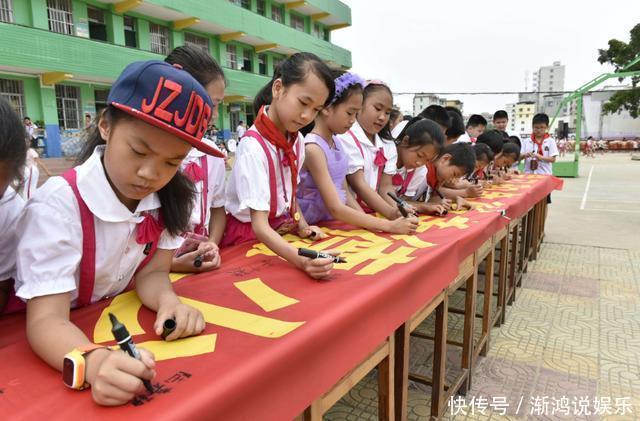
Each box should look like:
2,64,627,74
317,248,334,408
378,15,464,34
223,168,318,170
0,174,562,420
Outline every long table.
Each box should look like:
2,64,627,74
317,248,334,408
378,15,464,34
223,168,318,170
0,174,562,420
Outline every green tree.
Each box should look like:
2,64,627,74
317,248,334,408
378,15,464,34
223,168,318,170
597,23,640,118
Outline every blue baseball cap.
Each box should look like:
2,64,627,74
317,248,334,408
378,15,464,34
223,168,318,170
108,60,224,158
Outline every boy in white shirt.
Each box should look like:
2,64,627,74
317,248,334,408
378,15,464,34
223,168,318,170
456,114,487,144
521,113,559,175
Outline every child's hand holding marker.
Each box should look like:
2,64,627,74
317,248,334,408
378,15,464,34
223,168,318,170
154,293,205,341
296,248,342,280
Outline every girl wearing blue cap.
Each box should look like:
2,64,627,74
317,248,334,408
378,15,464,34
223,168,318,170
14,60,223,405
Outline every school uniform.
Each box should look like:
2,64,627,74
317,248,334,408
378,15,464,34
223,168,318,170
0,187,24,281
181,139,226,236
297,133,348,224
19,148,40,200
455,132,474,144
15,146,183,308
391,120,408,139
521,134,559,175
338,120,397,194
393,165,428,201
223,114,305,246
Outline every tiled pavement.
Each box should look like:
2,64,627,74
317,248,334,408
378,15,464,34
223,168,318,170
325,243,640,420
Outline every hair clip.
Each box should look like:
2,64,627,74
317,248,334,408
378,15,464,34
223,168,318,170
331,72,365,104
364,79,388,88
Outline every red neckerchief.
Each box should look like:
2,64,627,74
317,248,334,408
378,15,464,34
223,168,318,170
254,106,300,217
426,162,438,190
392,169,415,196
531,133,549,155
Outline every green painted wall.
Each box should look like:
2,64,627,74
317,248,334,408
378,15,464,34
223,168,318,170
0,0,351,154
146,0,351,67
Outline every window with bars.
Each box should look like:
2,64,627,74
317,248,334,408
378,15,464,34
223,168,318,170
241,0,250,9
0,78,25,119
256,0,265,16
242,49,252,72
123,15,137,48
271,5,283,23
47,0,74,35
184,33,209,52
149,23,169,55
228,0,241,5
226,44,237,69
55,85,81,130
0,0,14,23
87,6,107,41
257,53,267,76
290,14,304,32
312,23,323,38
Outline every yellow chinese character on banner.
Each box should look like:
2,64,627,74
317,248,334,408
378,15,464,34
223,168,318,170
92,278,304,361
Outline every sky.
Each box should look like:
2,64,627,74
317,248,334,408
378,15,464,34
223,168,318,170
331,0,640,115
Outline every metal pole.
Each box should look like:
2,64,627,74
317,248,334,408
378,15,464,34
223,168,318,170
575,95,583,162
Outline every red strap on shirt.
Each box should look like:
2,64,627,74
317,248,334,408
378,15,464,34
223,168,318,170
246,130,277,219
62,169,162,306
393,170,415,196
61,169,96,308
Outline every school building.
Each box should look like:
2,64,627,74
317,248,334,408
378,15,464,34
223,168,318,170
0,0,352,157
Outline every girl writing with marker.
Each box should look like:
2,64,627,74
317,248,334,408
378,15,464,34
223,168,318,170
338,80,403,220
165,46,228,273
297,70,417,233
15,61,222,405
222,53,340,279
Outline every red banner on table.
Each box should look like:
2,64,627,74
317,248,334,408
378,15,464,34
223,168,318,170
0,175,562,420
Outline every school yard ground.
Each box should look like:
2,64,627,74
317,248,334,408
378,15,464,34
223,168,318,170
326,152,640,420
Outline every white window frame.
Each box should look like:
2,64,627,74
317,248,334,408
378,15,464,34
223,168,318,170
55,85,81,130
47,0,74,35
0,78,25,118
149,23,170,55
0,0,14,23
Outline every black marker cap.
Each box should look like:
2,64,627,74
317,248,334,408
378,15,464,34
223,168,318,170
161,318,177,340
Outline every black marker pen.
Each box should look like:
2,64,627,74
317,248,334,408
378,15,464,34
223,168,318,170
194,255,203,268
109,313,154,394
298,248,346,263
386,192,409,217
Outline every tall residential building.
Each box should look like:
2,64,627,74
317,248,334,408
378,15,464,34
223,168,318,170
0,0,351,157
413,93,463,116
506,101,537,137
521,61,567,116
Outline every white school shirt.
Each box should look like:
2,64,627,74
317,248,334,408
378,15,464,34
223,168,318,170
181,140,226,232
395,165,428,201
15,146,183,307
391,120,408,139
338,120,398,190
0,187,25,281
225,125,305,223
455,132,472,144
521,136,559,175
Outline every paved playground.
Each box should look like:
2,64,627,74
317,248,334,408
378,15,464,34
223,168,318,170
325,152,640,420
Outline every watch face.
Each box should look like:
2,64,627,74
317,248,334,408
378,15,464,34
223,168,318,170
63,357,75,387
